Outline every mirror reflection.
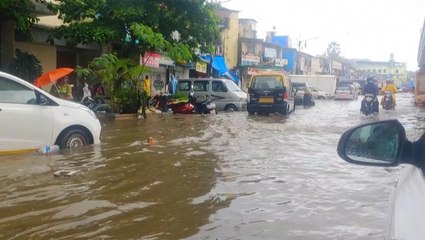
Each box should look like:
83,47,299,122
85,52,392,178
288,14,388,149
345,122,401,164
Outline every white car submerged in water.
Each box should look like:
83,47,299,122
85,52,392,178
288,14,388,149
0,71,101,154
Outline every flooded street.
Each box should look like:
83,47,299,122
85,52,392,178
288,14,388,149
1,92,425,239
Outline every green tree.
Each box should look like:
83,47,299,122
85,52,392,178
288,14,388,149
75,53,146,114
48,0,221,60
326,42,341,74
327,42,341,59
0,0,46,33
9,49,43,82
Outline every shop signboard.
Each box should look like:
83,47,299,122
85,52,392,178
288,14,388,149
241,54,260,66
196,61,207,73
140,52,160,68
275,58,288,67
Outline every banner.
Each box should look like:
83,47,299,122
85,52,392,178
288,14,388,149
196,61,208,73
140,52,161,68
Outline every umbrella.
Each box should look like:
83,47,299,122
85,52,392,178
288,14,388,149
34,68,74,87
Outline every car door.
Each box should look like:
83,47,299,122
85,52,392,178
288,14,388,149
211,80,227,110
193,80,209,102
0,76,54,152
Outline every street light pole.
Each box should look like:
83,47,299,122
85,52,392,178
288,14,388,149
297,37,319,52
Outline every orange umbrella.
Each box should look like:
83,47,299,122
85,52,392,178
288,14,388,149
34,68,74,87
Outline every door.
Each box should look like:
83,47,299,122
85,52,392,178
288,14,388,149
211,80,228,110
193,80,209,102
0,76,54,152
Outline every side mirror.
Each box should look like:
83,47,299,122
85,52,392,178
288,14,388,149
337,119,407,166
39,95,49,106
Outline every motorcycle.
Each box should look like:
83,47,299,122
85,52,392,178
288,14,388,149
80,83,112,113
382,91,395,110
188,92,216,114
169,92,216,114
150,92,216,114
360,93,379,116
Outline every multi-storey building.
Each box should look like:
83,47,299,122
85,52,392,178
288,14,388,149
355,54,408,87
239,18,257,39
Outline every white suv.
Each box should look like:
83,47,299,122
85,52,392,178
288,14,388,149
0,71,101,154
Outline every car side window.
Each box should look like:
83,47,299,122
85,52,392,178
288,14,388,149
194,81,209,92
178,80,191,91
0,77,37,104
212,81,226,92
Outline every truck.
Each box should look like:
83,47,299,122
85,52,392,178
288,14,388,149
289,75,337,97
415,69,425,106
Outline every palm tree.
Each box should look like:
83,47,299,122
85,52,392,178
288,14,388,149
327,42,341,74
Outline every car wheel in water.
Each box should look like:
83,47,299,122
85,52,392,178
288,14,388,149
224,104,238,111
281,102,289,115
59,129,90,149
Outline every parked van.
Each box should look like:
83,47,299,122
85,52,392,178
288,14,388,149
176,78,247,111
247,72,295,115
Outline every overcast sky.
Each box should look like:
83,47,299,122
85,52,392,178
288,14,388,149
221,0,425,71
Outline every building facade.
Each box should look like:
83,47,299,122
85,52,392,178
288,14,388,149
215,8,239,70
238,18,257,39
355,55,408,87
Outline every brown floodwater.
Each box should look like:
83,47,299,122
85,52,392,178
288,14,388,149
0,93,423,239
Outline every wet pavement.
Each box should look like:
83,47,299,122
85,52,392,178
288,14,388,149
0,92,424,239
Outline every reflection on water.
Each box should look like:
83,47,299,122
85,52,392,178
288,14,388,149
0,92,423,239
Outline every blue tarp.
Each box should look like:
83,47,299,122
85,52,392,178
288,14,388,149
200,55,239,84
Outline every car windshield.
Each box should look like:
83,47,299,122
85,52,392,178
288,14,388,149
251,76,284,89
225,80,242,92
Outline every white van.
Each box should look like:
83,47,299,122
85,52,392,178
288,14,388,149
0,71,101,154
176,78,247,111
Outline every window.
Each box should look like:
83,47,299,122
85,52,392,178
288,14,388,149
212,81,227,92
248,44,255,54
383,69,387,73
0,77,37,104
251,76,283,89
225,80,242,92
178,80,191,91
193,81,209,91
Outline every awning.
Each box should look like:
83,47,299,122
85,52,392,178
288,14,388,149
200,55,239,84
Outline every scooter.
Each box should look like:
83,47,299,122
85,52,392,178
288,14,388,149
80,83,112,113
188,92,216,114
382,91,395,110
169,92,216,114
360,93,379,116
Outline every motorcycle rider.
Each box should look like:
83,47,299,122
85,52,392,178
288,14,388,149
361,76,379,114
380,77,397,109
363,76,379,97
